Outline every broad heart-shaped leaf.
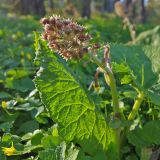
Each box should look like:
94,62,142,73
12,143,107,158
34,44,115,150
110,44,160,106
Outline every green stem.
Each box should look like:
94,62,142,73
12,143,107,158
120,92,145,157
128,92,144,121
89,53,121,159
89,53,121,116
141,148,152,160
104,73,119,114
105,72,122,159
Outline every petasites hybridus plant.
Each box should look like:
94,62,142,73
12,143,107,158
34,15,160,159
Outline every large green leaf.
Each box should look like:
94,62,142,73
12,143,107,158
143,44,160,74
128,120,160,148
34,41,115,150
110,44,160,106
5,77,34,92
39,149,58,160
39,142,79,160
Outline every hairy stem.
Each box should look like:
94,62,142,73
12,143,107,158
89,53,122,116
89,53,121,158
128,92,144,121
104,73,120,114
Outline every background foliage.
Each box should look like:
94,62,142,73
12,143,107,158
0,0,160,159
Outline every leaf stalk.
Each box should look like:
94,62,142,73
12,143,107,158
128,92,144,121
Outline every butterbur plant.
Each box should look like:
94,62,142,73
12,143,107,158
34,15,160,160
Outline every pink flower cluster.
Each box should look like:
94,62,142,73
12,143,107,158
40,15,92,60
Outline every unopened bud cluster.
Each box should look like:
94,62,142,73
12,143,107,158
41,15,92,60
